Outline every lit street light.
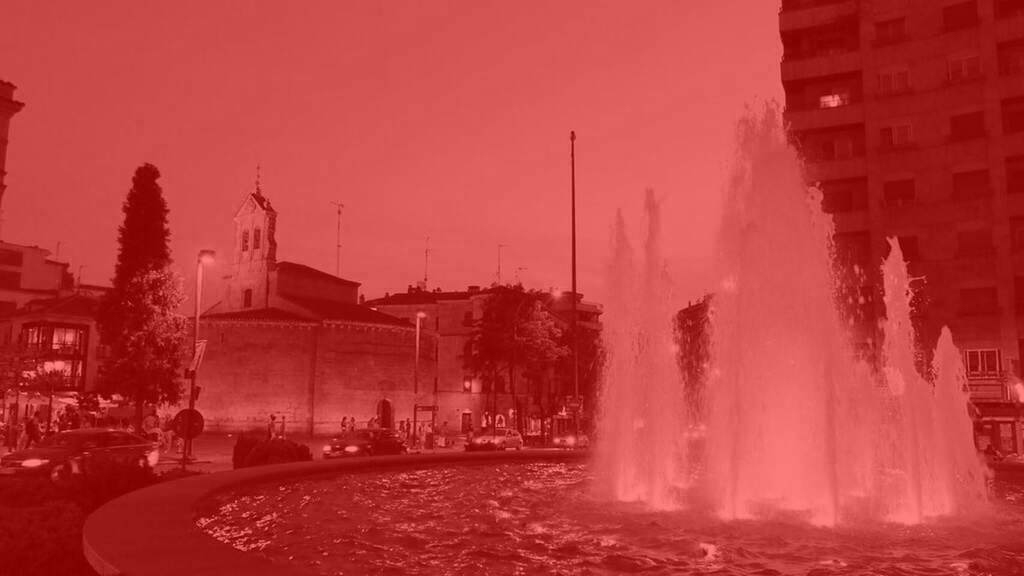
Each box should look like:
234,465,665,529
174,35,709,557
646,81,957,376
183,249,214,468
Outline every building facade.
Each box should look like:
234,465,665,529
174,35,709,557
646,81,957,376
194,186,439,435
366,286,603,439
781,0,1024,452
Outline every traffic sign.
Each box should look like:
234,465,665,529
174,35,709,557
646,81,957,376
188,340,208,374
415,404,438,412
172,408,204,440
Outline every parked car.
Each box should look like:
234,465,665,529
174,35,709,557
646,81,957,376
552,433,590,450
466,429,525,451
0,428,160,482
323,429,407,458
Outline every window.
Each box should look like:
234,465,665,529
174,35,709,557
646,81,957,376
950,112,985,140
820,138,854,160
819,92,851,108
880,124,913,149
883,179,916,207
948,55,982,83
0,270,20,289
1003,97,1024,133
820,179,867,213
253,228,261,250
24,326,40,349
998,39,1024,75
957,229,995,256
241,230,250,252
944,2,979,32
952,170,991,200
51,327,81,353
463,378,472,393
875,18,906,46
897,236,920,261
878,69,910,95
243,289,253,308
964,349,1001,378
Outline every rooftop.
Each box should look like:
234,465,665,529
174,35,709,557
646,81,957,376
277,261,360,287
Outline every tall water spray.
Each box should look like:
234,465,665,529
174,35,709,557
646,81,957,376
705,106,874,526
880,239,989,522
596,104,988,525
595,190,688,509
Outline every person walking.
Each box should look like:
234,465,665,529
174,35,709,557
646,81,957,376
267,414,278,440
25,412,41,448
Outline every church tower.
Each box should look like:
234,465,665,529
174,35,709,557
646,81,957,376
224,170,277,311
0,81,25,230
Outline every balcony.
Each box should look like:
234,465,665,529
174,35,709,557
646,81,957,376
779,0,858,32
785,102,865,132
781,51,862,83
969,380,1008,402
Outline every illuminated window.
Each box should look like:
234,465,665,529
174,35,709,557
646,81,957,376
819,92,850,108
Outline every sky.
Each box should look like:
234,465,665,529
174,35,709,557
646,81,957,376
0,1,782,309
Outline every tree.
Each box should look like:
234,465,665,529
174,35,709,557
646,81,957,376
97,164,187,430
463,286,568,433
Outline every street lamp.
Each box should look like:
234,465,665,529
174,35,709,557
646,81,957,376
413,311,427,444
183,249,215,466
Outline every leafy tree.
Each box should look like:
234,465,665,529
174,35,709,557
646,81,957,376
463,286,568,432
97,165,187,430
553,312,604,432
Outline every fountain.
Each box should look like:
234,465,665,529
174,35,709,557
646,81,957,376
98,105,1023,576
595,104,989,527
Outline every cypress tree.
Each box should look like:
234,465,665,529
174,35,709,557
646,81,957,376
97,164,186,430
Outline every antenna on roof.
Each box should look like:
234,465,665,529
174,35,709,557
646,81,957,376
424,236,431,288
331,200,345,276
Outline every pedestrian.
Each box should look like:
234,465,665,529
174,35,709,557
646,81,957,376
268,414,278,440
25,412,41,448
349,415,356,430
341,416,349,433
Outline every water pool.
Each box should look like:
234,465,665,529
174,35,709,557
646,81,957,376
197,462,1024,575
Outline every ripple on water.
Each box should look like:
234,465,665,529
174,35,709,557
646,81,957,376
196,464,1024,576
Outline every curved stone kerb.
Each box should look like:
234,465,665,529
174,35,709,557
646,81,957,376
84,450,587,576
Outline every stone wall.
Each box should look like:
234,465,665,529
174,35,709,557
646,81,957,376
195,317,455,435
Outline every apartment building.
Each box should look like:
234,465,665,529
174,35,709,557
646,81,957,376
781,0,1024,453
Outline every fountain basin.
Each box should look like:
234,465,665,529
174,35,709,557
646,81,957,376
82,450,585,576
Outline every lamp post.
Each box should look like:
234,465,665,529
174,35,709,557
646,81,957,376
412,311,426,443
569,131,580,439
184,249,215,466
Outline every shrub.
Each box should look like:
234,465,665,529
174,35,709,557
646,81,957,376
240,438,313,468
232,432,263,469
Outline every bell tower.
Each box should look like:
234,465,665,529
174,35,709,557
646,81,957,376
224,169,277,311
0,81,25,236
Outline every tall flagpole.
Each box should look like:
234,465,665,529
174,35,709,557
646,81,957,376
570,131,580,439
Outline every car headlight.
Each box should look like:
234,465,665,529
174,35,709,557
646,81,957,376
343,445,360,453
566,436,576,446
21,458,49,468
322,445,333,453
146,449,160,467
